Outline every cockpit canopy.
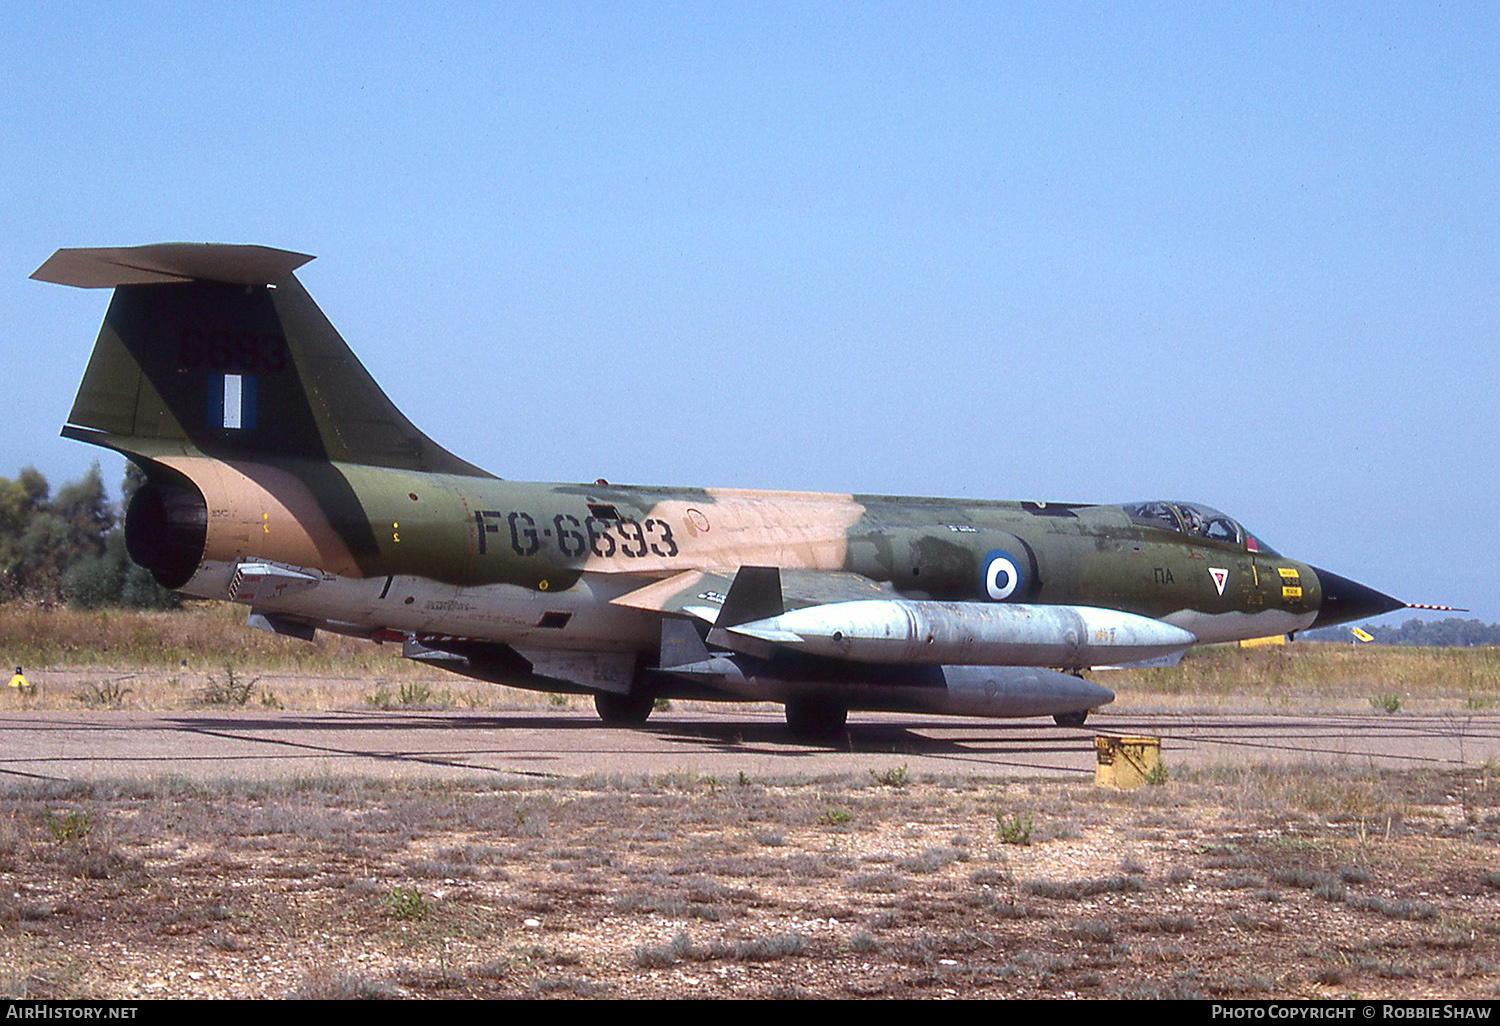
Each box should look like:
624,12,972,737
1117,501,1279,556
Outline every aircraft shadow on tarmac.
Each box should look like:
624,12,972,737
650,718,1100,757
158,711,1100,759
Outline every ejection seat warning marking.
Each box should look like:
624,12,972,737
1209,567,1229,596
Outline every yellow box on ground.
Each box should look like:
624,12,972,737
1094,734,1162,789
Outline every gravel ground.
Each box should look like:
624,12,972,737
2,764,1498,999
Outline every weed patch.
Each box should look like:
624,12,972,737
996,810,1033,845
71,677,132,709
385,886,429,921
1019,876,1143,900
290,969,401,1000
398,682,433,706
870,764,910,788
42,806,92,844
197,663,256,706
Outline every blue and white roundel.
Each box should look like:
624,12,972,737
982,549,1025,601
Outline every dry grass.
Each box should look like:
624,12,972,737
0,601,405,672
0,601,586,712
1099,642,1500,713
4,667,592,714
0,765,1497,999
3,602,1498,716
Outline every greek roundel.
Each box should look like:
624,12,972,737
982,549,1026,601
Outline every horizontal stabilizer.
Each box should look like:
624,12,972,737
32,243,314,288
30,243,312,286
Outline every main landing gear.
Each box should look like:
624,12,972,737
784,698,848,740
593,690,654,726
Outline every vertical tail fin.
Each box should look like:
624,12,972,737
34,243,491,477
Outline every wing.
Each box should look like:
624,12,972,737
614,565,1196,668
609,567,894,623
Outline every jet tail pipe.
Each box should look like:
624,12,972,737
723,599,1196,669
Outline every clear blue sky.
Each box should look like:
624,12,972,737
3,4,1496,619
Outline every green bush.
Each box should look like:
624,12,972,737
996,811,1034,845
197,663,256,706
386,886,429,921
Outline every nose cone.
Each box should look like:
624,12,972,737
1309,566,1405,629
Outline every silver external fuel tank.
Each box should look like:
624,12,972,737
723,599,1196,669
660,653,1115,717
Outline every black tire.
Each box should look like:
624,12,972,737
785,699,848,739
594,691,654,726
1052,709,1089,728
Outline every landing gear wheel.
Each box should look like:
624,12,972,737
785,699,848,740
1052,710,1089,728
594,691,654,726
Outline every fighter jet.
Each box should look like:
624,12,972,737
33,244,1407,735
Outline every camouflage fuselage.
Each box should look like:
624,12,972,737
151,454,1319,650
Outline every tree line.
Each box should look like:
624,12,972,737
1302,617,1500,647
0,463,178,609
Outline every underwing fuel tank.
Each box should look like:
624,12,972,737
661,652,1115,718
724,600,1196,669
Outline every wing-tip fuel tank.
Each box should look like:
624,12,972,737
34,243,1413,737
